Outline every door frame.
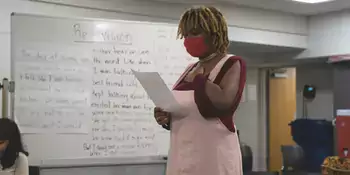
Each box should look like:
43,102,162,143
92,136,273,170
257,68,269,171
254,66,296,171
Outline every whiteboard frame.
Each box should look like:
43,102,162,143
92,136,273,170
10,12,179,166
39,156,167,168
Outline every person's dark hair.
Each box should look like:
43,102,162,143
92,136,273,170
0,118,28,169
177,6,230,54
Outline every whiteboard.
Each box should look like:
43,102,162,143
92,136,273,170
11,13,195,164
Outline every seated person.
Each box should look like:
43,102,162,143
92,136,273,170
0,118,28,175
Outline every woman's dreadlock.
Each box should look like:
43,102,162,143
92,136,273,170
177,6,230,54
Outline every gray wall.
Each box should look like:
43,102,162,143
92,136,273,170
235,68,266,171
296,64,334,120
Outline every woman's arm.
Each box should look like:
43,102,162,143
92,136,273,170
15,153,29,175
204,61,241,109
193,57,246,118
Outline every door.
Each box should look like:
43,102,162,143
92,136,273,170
268,68,296,171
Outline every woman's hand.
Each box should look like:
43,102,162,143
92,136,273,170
184,65,204,82
154,107,171,125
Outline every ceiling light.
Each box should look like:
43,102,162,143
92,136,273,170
291,0,334,3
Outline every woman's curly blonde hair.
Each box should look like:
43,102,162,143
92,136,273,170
177,6,230,54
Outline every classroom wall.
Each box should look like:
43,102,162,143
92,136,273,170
294,9,350,120
298,9,350,58
296,64,334,120
31,0,308,34
0,0,308,171
235,68,265,171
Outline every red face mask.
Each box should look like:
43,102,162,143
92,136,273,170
184,36,208,57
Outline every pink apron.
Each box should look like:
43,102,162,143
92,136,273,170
166,55,243,175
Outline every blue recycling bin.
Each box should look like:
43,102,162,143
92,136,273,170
289,119,334,172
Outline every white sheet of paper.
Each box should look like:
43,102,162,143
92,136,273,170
132,70,185,116
247,84,257,101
